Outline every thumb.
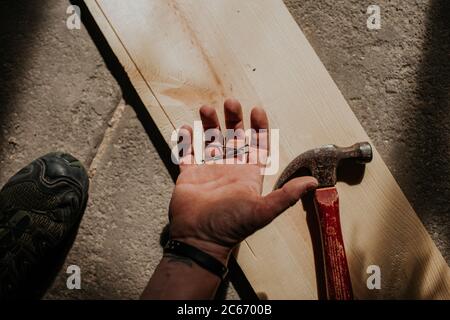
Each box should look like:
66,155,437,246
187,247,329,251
256,176,318,226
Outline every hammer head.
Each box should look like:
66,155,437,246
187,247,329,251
275,142,372,189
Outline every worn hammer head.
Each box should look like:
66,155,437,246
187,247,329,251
275,142,372,189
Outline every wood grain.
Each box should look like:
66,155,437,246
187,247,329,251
84,0,450,299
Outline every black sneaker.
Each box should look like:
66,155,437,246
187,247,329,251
0,152,89,299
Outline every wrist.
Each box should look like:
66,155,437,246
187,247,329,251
142,254,221,299
170,237,231,266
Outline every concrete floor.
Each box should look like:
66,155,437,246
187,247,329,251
0,0,448,299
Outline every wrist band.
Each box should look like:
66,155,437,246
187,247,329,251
164,240,228,280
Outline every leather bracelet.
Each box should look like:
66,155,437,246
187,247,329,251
164,240,228,280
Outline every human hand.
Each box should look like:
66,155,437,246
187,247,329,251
169,99,318,264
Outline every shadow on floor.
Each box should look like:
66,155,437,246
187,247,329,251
70,0,179,182
0,1,45,164
400,0,450,249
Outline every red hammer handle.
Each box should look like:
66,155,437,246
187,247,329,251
314,187,353,300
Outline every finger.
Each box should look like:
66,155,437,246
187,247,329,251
200,105,221,131
250,106,269,131
224,99,246,163
249,107,269,166
250,107,269,149
200,105,223,164
178,125,195,171
255,176,318,227
224,98,244,131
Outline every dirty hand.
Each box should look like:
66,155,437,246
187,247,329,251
169,99,318,264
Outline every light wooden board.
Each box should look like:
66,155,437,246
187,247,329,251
84,0,450,299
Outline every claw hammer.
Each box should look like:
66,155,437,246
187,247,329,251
274,142,372,300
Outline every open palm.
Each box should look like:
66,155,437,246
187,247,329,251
169,99,317,263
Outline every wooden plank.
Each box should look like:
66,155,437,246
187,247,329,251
84,0,450,299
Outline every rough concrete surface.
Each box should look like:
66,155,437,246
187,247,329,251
0,0,448,299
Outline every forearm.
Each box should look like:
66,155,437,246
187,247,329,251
141,254,222,300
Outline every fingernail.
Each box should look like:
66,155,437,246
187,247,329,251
306,181,319,192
